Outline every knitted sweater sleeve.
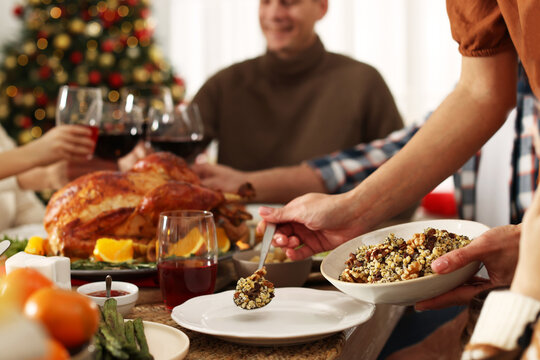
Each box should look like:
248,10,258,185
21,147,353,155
462,290,540,360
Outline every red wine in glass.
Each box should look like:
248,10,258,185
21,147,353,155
94,133,141,160
84,125,99,153
150,136,204,161
158,258,217,310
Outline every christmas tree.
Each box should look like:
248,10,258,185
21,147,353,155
0,0,185,145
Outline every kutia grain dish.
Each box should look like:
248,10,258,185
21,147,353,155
249,247,291,264
233,267,275,310
340,228,471,284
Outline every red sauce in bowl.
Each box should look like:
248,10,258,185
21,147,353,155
87,290,129,297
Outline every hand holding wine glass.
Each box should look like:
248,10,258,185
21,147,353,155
56,85,103,152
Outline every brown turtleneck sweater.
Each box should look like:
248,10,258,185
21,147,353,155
192,37,403,171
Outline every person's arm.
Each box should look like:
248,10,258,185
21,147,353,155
261,50,518,260
460,182,540,359
16,156,120,191
15,163,67,191
306,124,420,194
0,146,46,180
192,162,326,203
460,290,540,359
347,51,517,231
192,124,420,203
0,125,94,180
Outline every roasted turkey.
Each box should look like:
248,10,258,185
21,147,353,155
44,152,254,258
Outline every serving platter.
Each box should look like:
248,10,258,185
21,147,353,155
71,267,158,281
1,223,237,283
70,251,235,281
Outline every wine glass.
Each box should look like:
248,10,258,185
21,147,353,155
148,103,205,162
56,85,103,149
157,210,219,310
120,85,174,129
92,99,144,160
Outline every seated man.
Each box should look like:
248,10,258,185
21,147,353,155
193,0,403,171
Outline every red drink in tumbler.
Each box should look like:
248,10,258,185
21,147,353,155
158,258,218,310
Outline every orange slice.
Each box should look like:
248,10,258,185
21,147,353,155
93,238,134,263
168,227,206,257
216,227,230,253
24,236,45,256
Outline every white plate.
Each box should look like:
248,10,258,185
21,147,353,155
321,219,489,305
139,320,190,360
171,287,374,346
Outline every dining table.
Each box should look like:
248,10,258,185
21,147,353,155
4,218,408,359
119,259,405,360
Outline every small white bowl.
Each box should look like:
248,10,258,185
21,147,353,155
321,219,489,305
77,281,139,315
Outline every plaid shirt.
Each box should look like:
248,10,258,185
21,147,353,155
307,65,537,224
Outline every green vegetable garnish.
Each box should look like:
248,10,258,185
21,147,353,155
1,235,28,258
70,259,156,270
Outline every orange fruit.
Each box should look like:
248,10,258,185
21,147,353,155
0,268,54,309
235,240,251,250
93,238,134,262
168,227,206,257
25,236,46,255
24,287,99,348
38,338,70,360
216,227,230,253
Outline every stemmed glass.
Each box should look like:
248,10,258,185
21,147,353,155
148,103,205,162
157,210,219,310
121,85,174,130
56,85,102,150
92,99,144,160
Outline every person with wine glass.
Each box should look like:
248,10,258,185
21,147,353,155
0,124,95,181
53,85,149,184
0,123,95,232
192,0,403,172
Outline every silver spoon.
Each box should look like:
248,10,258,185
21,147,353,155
106,275,112,298
258,223,276,270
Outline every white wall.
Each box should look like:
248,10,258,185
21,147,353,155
0,0,461,125
161,0,461,125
